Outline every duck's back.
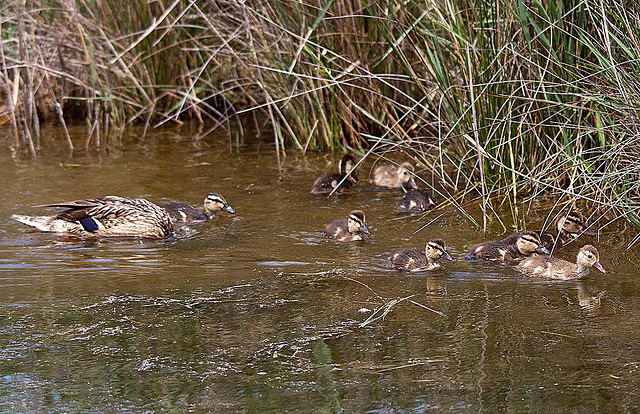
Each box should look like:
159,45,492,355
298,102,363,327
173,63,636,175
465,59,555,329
157,202,208,223
516,256,580,280
371,165,397,188
465,240,510,261
311,174,354,194
391,248,431,271
49,197,174,238
323,218,363,241
397,189,435,212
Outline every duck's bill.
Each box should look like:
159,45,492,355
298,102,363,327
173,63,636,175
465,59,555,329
407,177,419,190
442,250,454,261
537,245,551,255
593,261,606,274
360,223,371,234
223,204,236,214
583,228,596,237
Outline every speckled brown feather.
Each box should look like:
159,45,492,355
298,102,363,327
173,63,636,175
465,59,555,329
323,219,366,241
370,162,418,189
397,189,436,212
516,245,605,280
391,239,452,271
465,231,544,262
15,196,175,238
157,202,208,223
311,155,358,194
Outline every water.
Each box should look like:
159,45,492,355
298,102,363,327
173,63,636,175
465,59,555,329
0,125,639,412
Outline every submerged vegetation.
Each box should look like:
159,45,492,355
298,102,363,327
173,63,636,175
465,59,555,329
0,0,639,235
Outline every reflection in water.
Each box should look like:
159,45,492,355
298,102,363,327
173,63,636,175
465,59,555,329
0,126,637,412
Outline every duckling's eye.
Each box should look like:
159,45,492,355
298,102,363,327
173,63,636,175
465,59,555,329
586,254,593,259
403,171,408,175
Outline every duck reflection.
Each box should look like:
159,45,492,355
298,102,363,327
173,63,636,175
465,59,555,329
576,282,606,315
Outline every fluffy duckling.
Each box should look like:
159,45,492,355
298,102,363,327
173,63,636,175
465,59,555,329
390,239,453,271
11,196,174,238
516,245,606,280
323,210,371,241
397,189,436,212
370,162,419,190
311,154,358,194
465,230,550,262
503,211,595,250
158,192,236,223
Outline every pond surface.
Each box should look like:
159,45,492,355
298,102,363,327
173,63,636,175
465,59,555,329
0,124,639,412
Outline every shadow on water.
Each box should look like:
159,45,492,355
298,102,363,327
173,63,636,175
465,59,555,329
0,125,639,412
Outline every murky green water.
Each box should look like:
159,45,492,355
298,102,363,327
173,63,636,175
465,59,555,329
0,124,639,412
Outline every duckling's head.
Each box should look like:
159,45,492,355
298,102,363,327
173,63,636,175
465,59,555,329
203,193,236,216
556,211,595,241
425,238,454,261
577,245,606,273
347,210,370,234
516,231,550,255
398,162,418,189
339,154,358,181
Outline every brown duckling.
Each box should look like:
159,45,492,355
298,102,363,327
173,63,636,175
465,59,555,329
516,245,606,280
323,210,371,241
370,162,419,190
311,154,358,194
11,196,174,238
391,239,453,271
464,230,550,262
158,192,235,223
503,211,595,250
397,189,436,212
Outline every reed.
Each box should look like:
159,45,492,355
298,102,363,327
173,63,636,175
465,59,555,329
0,0,639,232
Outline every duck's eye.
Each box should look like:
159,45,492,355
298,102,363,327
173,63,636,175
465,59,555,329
586,254,593,259
403,171,408,175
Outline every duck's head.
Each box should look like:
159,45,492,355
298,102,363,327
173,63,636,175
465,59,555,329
398,162,418,189
577,245,606,273
556,211,595,241
426,238,453,261
339,154,358,181
516,230,550,255
203,193,236,216
347,210,370,234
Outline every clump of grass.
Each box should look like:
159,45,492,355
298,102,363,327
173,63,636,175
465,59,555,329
0,0,253,150
1,0,639,235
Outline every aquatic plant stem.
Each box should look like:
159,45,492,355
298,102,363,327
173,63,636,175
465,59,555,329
466,44,487,237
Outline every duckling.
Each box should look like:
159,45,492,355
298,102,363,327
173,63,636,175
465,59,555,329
323,210,371,241
11,196,174,238
370,162,419,190
158,192,236,223
397,189,436,212
503,211,595,250
464,230,550,262
311,154,358,194
390,238,453,271
516,245,606,280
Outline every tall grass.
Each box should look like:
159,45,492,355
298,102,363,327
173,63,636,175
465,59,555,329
0,0,639,235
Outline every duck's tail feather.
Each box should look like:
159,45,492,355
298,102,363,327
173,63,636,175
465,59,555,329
11,214,58,232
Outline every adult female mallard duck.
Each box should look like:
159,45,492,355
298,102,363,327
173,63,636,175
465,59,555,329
158,192,236,223
516,244,606,280
11,196,174,238
311,154,358,194
397,189,436,212
503,211,595,250
464,230,550,262
370,162,419,190
323,210,371,242
390,238,453,271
